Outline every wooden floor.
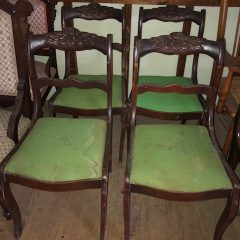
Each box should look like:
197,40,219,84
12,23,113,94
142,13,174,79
1,115,240,240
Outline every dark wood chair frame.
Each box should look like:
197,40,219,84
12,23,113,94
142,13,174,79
123,33,240,240
0,0,33,222
0,28,113,239
48,3,129,163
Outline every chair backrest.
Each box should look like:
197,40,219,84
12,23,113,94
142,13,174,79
61,3,129,95
27,28,113,120
131,32,225,127
138,5,206,78
0,0,33,105
228,104,240,169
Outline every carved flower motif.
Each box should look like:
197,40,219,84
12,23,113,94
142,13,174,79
148,32,206,53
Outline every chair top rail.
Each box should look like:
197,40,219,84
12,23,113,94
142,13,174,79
138,32,222,59
28,28,110,54
62,3,123,22
140,5,205,25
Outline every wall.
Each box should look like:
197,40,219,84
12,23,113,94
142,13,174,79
52,3,240,89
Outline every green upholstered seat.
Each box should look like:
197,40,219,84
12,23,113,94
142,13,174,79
137,76,203,113
53,75,122,109
5,117,106,182
130,124,232,192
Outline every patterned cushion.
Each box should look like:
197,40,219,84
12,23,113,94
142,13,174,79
28,0,48,35
0,109,30,162
0,9,18,96
0,1,50,97
7,0,48,35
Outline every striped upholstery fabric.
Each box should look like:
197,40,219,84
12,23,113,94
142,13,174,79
0,109,30,162
0,9,18,96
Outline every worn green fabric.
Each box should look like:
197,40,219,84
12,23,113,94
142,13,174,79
53,75,122,109
5,117,106,182
130,124,232,192
137,76,203,113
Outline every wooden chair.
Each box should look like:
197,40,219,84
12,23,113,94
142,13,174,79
0,28,113,240
0,0,32,221
123,33,240,240
135,5,207,122
216,9,240,156
48,3,129,162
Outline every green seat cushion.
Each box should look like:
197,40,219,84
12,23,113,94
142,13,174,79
130,124,232,192
5,117,106,182
137,76,203,113
53,75,122,109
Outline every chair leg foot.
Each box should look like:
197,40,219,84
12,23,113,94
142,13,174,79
3,182,22,239
214,190,239,240
100,181,108,240
123,188,131,240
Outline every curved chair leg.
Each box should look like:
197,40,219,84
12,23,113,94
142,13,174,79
0,198,12,220
119,107,127,163
3,182,22,239
100,180,108,240
214,190,239,240
123,186,131,240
